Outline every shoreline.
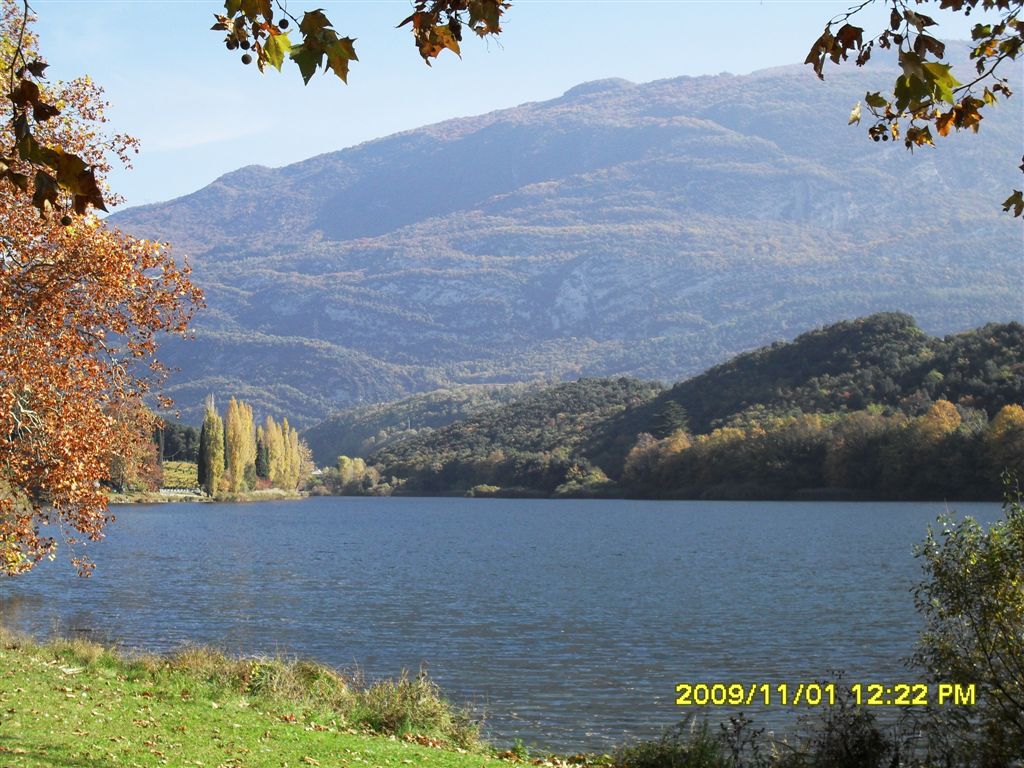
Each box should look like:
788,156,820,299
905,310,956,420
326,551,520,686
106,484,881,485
107,488,307,505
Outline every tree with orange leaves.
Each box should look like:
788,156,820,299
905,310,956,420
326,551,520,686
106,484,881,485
0,1,201,575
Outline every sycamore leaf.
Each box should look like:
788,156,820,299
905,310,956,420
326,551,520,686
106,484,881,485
899,50,926,80
31,170,58,214
300,9,333,36
73,168,106,213
324,38,357,82
290,45,320,84
33,101,60,122
433,24,461,56
904,10,937,30
921,61,961,104
893,74,931,111
835,24,863,56
239,0,272,20
953,97,984,132
936,109,955,136
804,27,835,79
865,91,888,109
10,79,40,108
905,125,935,148
468,0,503,33
24,60,47,78
914,34,946,59
848,101,861,125
264,32,291,70
1002,190,1024,217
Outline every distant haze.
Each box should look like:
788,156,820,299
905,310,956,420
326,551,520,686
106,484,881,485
112,54,1024,425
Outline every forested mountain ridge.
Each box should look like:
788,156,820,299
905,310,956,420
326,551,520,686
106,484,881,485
302,382,544,466
368,377,662,495
342,314,1023,499
595,313,1019,431
112,52,1023,425
584,313,1024,474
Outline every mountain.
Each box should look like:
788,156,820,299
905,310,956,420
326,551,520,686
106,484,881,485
112,49,1024,425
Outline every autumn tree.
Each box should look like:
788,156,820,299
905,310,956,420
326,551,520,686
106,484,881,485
987,402,1024,477
0,2,200,574
107,404,163,494
808,0,1023,214
225,397,257,493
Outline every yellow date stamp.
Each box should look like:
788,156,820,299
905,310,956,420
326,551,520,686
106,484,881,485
675,682,977,707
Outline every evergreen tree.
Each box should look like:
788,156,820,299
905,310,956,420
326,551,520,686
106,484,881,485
197,420,208,490
199,402,225,497
255,427,270,479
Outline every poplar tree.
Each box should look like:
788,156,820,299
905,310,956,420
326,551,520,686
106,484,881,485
199,402,224,497
264,415,287,487
225,397,257,492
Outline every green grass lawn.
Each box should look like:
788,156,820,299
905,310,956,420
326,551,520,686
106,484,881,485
0,631,529,768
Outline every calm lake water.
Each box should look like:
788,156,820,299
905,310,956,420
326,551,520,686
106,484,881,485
0,497,1002,752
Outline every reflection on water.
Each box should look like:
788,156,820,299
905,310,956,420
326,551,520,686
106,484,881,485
0,496,1000,751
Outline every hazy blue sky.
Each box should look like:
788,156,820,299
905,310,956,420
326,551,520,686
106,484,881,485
32,1,985,206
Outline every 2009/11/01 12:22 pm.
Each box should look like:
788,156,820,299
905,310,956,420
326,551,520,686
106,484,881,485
675,682,978,707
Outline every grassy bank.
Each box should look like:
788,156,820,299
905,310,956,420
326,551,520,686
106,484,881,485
0,628,1002,767
107,488,306,505
0,628,518,768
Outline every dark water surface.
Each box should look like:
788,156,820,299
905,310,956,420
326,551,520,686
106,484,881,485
0,497,1001,751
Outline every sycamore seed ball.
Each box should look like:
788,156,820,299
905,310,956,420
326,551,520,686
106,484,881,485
241,53,253,65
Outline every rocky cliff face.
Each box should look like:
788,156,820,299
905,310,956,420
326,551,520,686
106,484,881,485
111,54,1024,425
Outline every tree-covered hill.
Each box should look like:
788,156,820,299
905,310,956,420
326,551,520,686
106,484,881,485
585,313,1024,474
302,382,543,466
369,378,662,494
352,314,1022,499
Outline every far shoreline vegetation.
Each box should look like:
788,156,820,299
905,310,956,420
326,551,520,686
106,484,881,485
121,314,1023,505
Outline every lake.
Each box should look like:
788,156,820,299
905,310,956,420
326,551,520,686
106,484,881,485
0,496,1002,752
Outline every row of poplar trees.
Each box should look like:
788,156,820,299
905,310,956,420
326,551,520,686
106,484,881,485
197,397,306,496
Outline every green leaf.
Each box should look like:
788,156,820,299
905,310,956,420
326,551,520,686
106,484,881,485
893,74,929,111
264,32,291,71
865,91,888,109
225,0,243,15
921,61,961,104
290,45,320,84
